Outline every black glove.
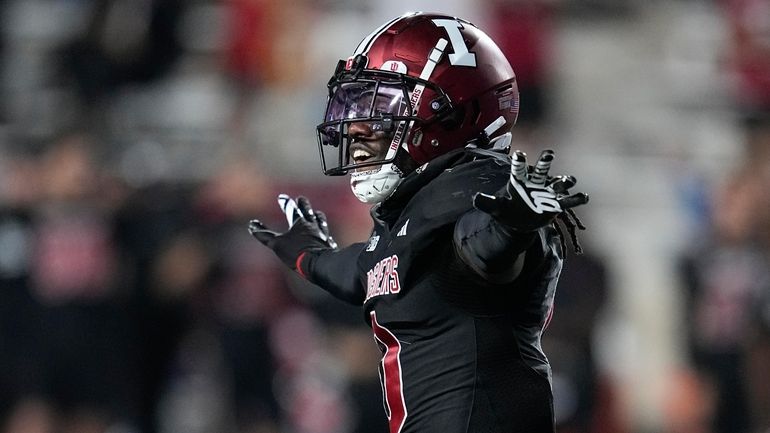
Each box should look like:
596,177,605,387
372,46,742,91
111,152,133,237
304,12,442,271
249,194,338,270
473,149,589,232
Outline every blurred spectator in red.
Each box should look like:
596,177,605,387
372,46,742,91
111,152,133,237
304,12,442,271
223,0,272,143
224,0,272,89
222,0,318,146
24,132,139,433
660,368,716,433
485,0,556,130
720,0,770,112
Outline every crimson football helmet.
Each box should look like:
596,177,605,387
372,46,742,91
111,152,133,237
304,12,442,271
316,12,519,203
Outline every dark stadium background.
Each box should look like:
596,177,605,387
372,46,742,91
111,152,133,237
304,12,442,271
1,1,769,432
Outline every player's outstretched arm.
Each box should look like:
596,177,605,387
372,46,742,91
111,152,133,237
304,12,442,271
249,194,365,304
472,149,588,232
455,150,588,283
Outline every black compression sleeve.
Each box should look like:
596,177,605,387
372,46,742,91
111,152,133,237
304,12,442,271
454,209,538,284
300,243,367,305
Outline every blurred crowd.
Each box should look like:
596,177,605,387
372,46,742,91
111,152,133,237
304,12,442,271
0,1,769,433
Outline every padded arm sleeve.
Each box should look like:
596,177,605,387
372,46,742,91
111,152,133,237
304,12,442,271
299,242,366,305
454,209,538,284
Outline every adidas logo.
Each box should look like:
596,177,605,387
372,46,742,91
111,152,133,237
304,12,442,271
396,219,409,237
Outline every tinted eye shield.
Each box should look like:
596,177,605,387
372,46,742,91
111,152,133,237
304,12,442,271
316,68,452,176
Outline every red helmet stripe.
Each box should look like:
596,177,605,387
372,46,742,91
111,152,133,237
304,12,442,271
353,14,404,56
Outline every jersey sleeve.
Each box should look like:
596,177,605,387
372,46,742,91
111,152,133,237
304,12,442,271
453,209,538,284
299,242,366,305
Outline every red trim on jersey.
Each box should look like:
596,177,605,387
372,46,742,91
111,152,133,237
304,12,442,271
295,251,308,279
371,311,407,433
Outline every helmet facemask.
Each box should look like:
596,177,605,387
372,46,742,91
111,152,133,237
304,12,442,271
316,57,453,203
316,58,452,177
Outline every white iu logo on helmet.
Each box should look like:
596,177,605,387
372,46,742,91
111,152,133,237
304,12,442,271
431,19,477,67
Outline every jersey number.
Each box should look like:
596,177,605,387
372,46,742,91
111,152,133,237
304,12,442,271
371,311,407,433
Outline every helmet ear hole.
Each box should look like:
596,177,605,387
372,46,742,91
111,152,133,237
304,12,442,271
438,100,478,132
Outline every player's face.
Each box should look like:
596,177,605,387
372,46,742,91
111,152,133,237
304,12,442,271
347,121,393,172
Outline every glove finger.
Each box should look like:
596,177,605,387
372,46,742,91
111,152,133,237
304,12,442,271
473,192,502,217
315,210,331,236
549,175,576,194
558,192,589,210
530,149,554,186
315,211,338,249
510,151,528,182
248,219,267,234
296,196,317,223
248,219,278,244
277,194,302,227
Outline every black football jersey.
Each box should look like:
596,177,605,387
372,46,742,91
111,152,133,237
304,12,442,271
303,149,563,433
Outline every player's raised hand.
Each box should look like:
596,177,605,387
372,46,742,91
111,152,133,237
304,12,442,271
473,150,589,232
249,194,338,270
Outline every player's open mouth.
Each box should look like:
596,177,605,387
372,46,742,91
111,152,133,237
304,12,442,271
350,141,384,165
352,148,375,163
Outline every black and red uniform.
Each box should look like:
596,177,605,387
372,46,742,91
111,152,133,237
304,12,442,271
300,149,562,433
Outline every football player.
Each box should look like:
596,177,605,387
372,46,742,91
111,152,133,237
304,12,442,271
249,12,588,433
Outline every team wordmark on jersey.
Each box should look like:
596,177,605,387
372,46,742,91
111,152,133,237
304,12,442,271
365,254,401,303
